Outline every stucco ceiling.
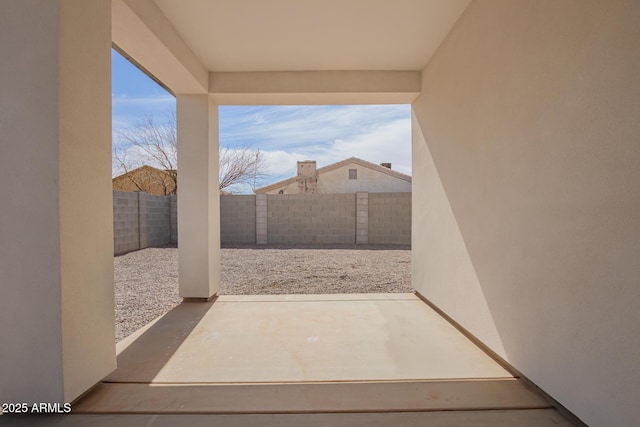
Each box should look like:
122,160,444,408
153,0,470,72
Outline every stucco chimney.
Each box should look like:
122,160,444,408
297,160,317,178
380,162,392,169
296,160,318,193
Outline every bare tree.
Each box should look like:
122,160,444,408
218,147,268,192
113,112,267,194
114,113,177,195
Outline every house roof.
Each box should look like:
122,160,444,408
112,165,169,181
112,165,177,195
254,157,411,194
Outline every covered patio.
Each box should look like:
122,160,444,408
73,294,566,425
2,1,639,426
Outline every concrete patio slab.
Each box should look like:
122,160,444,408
107,294,511,384
215,293,418,302
66,294,575,424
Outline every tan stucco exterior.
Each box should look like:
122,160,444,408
256,158,411,195
176,95,220,299
411,1,640,426
1,0,115,403
3,1,639,425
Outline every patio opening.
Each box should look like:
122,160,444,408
216,104,413,296
113,100,415,340
112,46,415,341
98,46,572,425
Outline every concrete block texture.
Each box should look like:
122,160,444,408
267,193,356,244
139,192,171,248
113,191,140,255
170,195,178,243
220,195,256,244
113,191,172,255
115,192,411,249
368,193,411,245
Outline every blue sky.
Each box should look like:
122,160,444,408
112,49,412,193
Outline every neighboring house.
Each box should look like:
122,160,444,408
112,165,177,195
254,157,411,194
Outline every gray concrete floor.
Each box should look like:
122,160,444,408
1,294,577,426
107,293,510,384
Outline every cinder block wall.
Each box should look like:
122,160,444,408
115,192,411,250
368,193,411,244
267,193,356,244
113,191,140,255
138,192,171,248
220,195,256,244
113,191,173,255
169,195,178,244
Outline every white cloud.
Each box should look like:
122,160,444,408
113,105,412,193
243,107,413,188
262,150,310,176
312,118,411,174
219,105,410,152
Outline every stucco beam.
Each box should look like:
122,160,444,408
209,71,421,105
112,0,208,94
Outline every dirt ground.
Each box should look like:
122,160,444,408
114,244,412,341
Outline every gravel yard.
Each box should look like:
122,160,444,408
114,244,412,341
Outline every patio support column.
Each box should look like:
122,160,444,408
176,94,220,299
0,0,115,403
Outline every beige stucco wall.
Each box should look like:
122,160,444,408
411,1,640,426
267,180,297,194
209,71,421,105
267,163,411,194
0,1,65,404
318,164,410,194
177,95,220,298
112,0,208,94
0,0,115,403
59,0,115,401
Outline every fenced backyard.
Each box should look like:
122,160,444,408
113,191,411,255
114,244,412,342
113,190,413,341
